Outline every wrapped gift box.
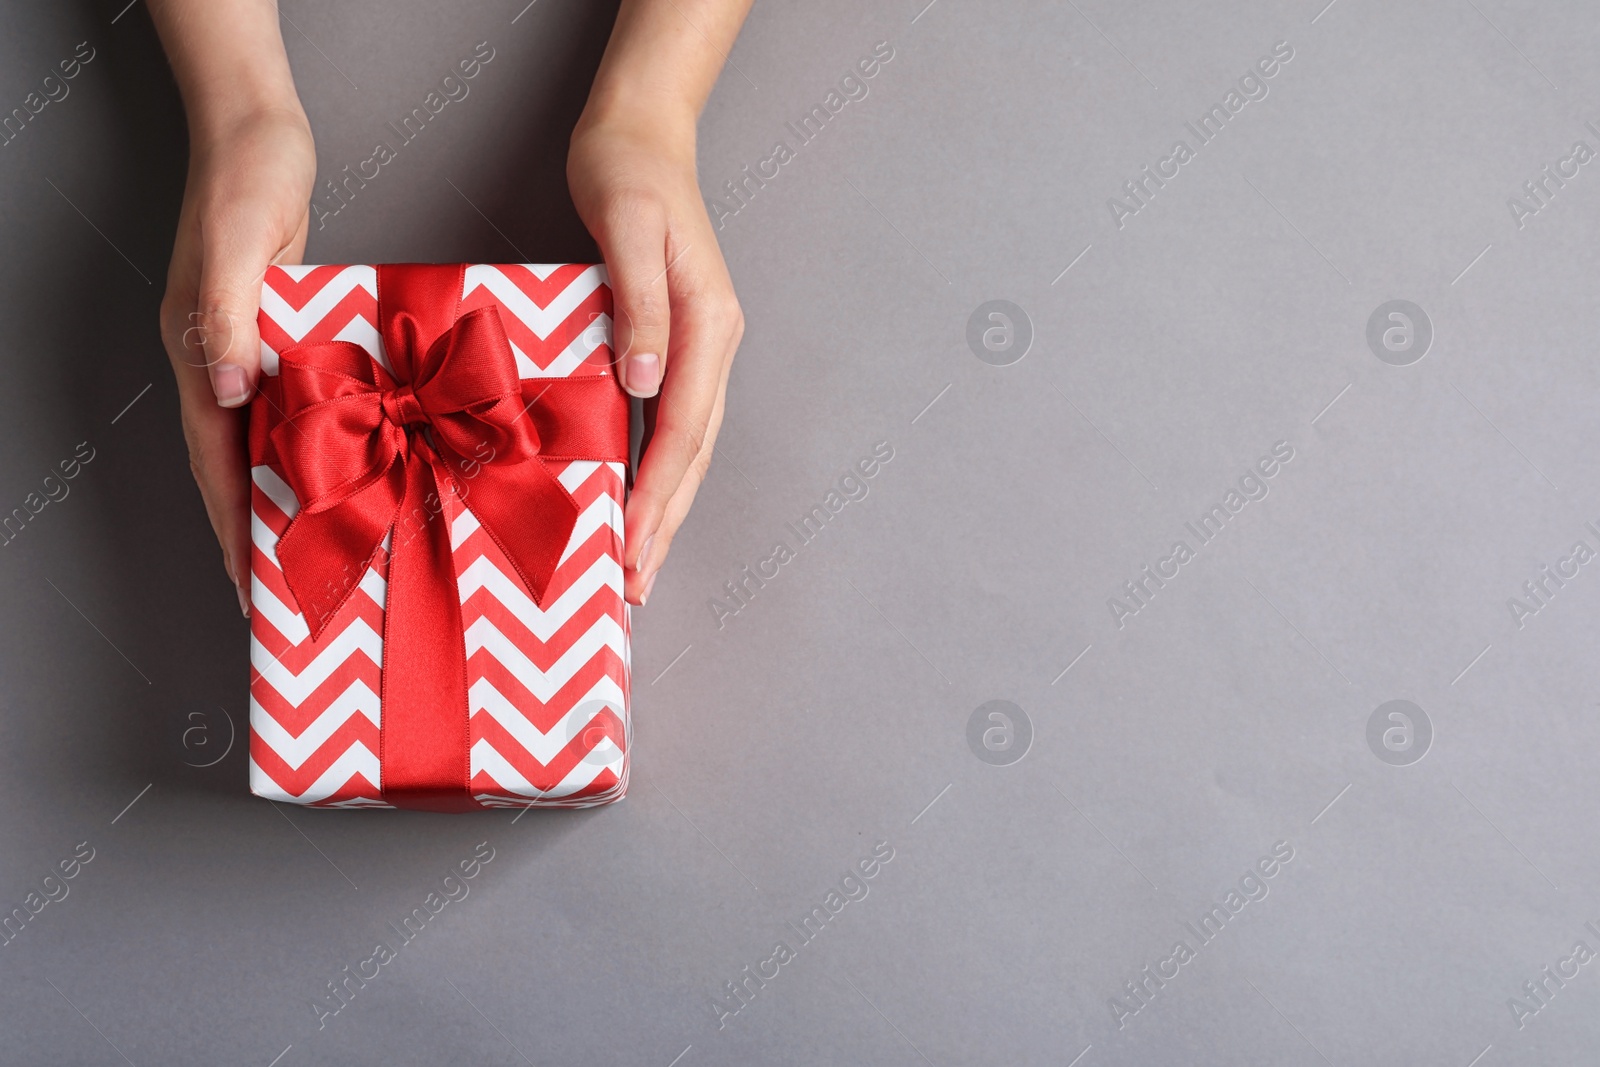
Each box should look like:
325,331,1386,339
247,263,630,811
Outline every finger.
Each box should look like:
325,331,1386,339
630,254,742,575
626,250,742,580
591,194,671,398
180,385,253,615
190,200,284,406
627,347,732,606
159,203,305,609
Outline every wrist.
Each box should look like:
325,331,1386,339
184,81,308,146
574,76,698,155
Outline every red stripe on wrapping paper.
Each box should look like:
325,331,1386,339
311,777,384,807
458,283,613,372
472,769,622,805
246,575,385,666
258,284,380,363
249,712,381,792
250,480,388,644
481,263,596,308
250,651,383,736
461,587,623,676
263,265,356,310
456,522,622,611
465,650,624,732
470,705,625,795
251,481,292,535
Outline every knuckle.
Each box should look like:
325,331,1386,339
706,290,743,345
187,454,209,493
598,185,666,228
665,424,704,465
622,293,667,335
158,295,191,350
687,446,714,483
195,292,246,323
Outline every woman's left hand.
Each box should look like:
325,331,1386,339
568,108,744,607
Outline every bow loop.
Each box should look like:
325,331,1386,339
271,298,574,643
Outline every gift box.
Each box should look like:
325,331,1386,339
246,263,631,811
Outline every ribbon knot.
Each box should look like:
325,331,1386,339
381,384,428,429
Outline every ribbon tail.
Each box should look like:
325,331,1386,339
378,447,477,812
459,461,581,607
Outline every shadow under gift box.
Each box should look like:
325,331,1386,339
246,263,631,811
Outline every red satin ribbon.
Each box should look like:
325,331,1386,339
265,263,626,812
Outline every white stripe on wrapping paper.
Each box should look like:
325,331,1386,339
447,484,617,553
258,266,377,342
510,313,611,379
259,313,386,377
461,265,608,339
334,313,390,374
252,465,300,520
250,620,383,707
250,577,310,645
448,463,621,557
248,522,386,625
251,680,380,770
558,461,602,493
468,675,623,765
456,554,621,638
470,736,622,798
462,616,626,701
251,510,287,570
557,493,622,566
250,743,380,804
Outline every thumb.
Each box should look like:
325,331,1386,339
190,218,275,407
594,203,671,398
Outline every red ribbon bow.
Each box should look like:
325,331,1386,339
263,264,626,811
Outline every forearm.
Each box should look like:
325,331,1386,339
578,0,754,141
147,0,305,138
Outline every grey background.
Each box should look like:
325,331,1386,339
2,0,1598,1063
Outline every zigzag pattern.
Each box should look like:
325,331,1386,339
249,265,630,810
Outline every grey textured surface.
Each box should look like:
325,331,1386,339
4,0,1600,1063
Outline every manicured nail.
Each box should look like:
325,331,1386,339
236,584,251,618
639,570,657,606
211,363,251,407
635,533,655,574
623,353,660,397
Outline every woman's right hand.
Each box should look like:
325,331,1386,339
150,0,315,615
158,105,315,616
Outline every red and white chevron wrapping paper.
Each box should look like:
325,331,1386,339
248,264,630,809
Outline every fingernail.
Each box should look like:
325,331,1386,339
211,363,251,407
623,353,660,397
636,534,655,574
639,570,657,606
236,583,251,618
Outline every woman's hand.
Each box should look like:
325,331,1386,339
568,0,753,607
569,111,742,608
159,108,314,616
150,0,315,615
